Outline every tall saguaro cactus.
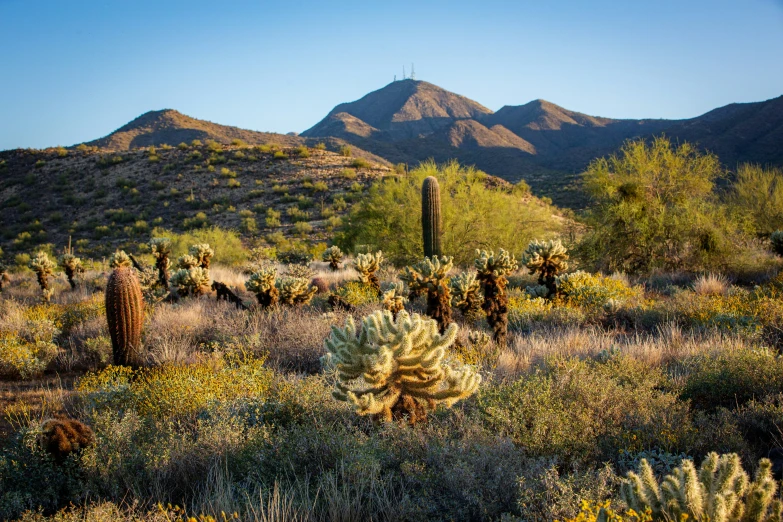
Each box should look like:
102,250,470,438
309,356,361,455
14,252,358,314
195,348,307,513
422,176,442,258
105,266,144,368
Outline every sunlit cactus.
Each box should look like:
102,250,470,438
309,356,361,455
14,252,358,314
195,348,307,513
276,276,317,306
245,266,278,307
381,282,408,318
169,266,211,297
621,452,783,522
150,237,172,289
109,250,132,269
475,249,518,348
422,176,442,258
450,271,483,319
177,254,199,269
522,239,569,297
189,243,214,269
105,265,144,368
58,253,83,291
400,256,454,332
322,245,344,271
353,251,384,294
0,262,8,292
322,310,481,424
29,251,56,303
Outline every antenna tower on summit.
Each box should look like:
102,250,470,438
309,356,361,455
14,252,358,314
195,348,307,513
402,65,406,80
410,63,416,80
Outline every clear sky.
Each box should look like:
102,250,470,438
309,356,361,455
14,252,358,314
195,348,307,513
1,0,782,150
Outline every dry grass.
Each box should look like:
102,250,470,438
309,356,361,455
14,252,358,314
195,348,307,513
692,272,731,296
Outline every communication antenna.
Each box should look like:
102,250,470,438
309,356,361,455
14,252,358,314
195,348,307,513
394,74,397,82
410,63,416,80
403,65,406,80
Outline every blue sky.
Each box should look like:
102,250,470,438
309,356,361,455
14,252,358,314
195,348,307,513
1,0,782,150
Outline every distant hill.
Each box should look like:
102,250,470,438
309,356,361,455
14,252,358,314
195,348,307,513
80,109,390,165
303,80,783,207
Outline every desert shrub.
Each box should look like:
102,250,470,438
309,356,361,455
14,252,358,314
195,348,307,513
152,227,247,266
556,271,641,307
477,356,687,465
580,136,738,274
333,281,379,307
350,158,370,169
0,334,58,378
76,354,273,420
337,160,562,266
681,349,783,411
730,164,783,237
339,145,351,157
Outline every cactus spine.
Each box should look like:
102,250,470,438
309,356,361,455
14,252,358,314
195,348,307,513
422,176,442,258
105,266,144,368
475,249,518,349
29,252,56,303
150,238,172,289
400,256,454,333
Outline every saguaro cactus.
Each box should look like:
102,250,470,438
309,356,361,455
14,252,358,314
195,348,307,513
475,249,518,348
422,176,442,258
150,238,172,289
105,266,144,368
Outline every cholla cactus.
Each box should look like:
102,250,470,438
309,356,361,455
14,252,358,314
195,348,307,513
189,243,214,269
354,251,384,293
245,266,278,307
400,256,454,333
322,245,344,271
276,276,317,306
450,271,483,319
323,310,481,424
177,254,199,269
169,266,210,297
522,239,569,297
771,231,783,257
58,253,83,290
286,263,314,280
525,285,548,298
0,263,8,292
475,249,518,348
621,452,782,522
381,282,408,318
150,237,172,289
29,252,56,303
109,250,132,269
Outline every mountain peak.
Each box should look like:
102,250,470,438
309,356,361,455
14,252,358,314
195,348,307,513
302,80,492,140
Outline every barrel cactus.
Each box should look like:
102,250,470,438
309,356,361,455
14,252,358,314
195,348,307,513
450,271,483,320
189,243,214,269
276,276,317,306
322,245,344,271
422,176,442,258
29,252,56,303
400,256,454,333
354,251,384,294
475,249,518,348
522,239,569,297
150,237,172,289
105,266,144,367
245,266,278,307
322,310,481,424
169,266,210,297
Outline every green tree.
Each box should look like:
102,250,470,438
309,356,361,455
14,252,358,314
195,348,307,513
336,160,562,266
730,163,783,237
580,136,733,273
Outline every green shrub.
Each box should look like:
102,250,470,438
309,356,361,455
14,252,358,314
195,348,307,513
555,271,640,307
337,160,563,266
151,226,248,266
350,158,371,169
339,145,352,157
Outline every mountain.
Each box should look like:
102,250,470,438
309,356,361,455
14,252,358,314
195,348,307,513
81,109,390,165
303,80,783,207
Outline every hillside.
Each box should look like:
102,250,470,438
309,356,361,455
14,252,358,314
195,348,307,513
0,143,392,260
303,80,783,207
80,108,390,166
